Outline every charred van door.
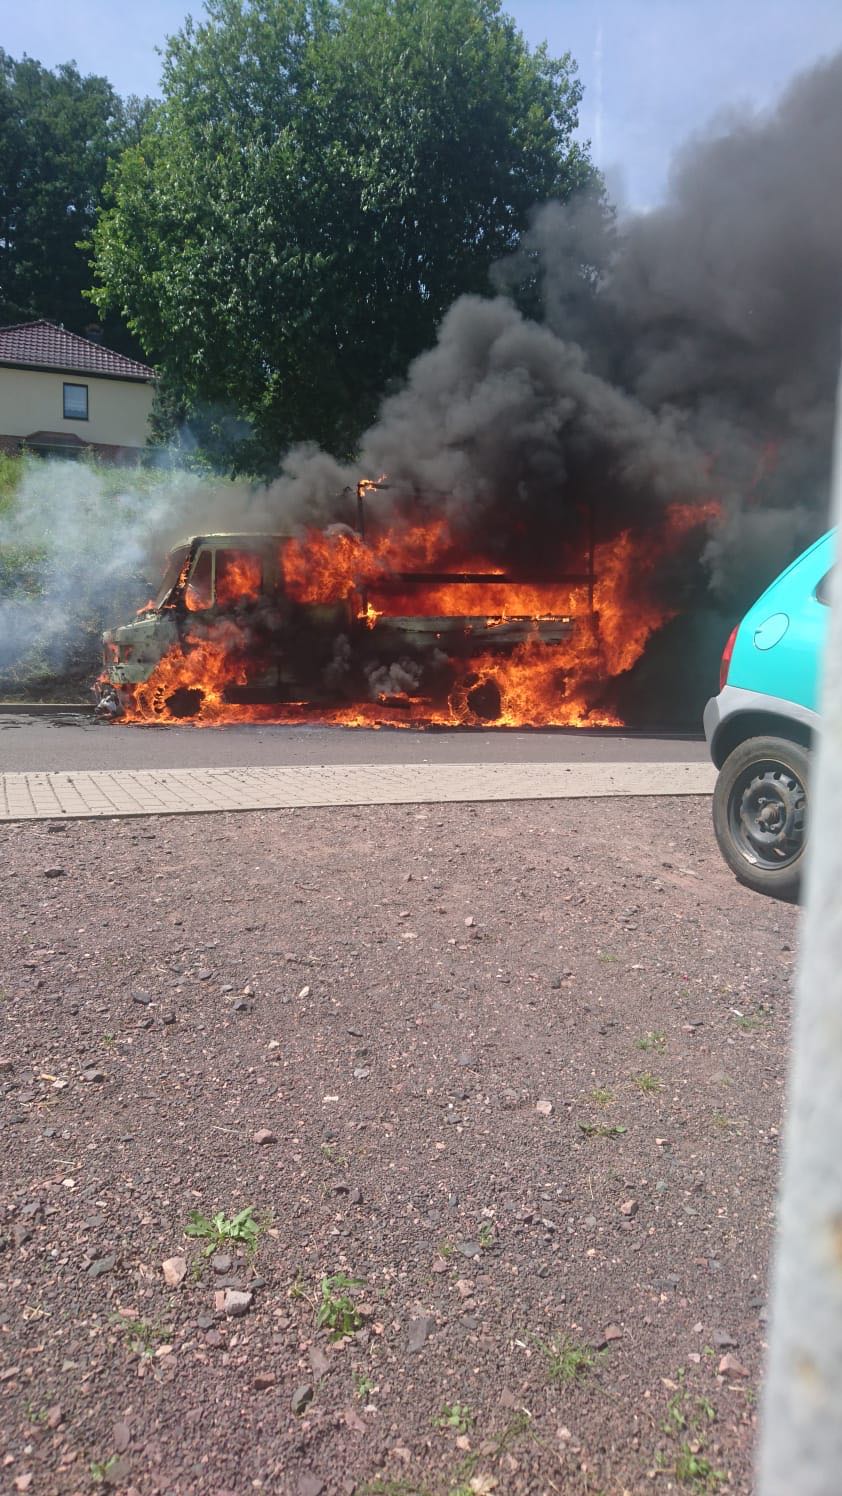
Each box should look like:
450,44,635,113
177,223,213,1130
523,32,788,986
179,538,291,700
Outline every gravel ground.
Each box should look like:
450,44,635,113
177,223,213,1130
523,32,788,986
0,799,797,1496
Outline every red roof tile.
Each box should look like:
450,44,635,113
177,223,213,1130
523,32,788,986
0,320,154,381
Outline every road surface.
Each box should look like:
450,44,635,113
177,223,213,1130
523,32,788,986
0,710,709,772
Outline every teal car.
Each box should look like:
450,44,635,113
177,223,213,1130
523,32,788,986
704,529,835,898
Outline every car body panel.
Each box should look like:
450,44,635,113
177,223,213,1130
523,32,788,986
725,530,834,711
705,529,835,762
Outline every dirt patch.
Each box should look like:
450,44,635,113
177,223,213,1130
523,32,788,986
0,798,796,1494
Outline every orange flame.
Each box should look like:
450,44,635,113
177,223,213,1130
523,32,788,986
216,551,263,608
281,518,453,603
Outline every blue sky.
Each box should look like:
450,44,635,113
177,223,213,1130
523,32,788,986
4,0,842,207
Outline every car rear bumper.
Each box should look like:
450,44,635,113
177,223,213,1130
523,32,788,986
704,685,820,765
702,692,724,752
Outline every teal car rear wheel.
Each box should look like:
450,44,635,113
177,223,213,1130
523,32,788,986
712,735,809,900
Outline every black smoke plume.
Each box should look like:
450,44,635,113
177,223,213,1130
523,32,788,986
279,50,841,719
354,54,842,595
171,50,842,618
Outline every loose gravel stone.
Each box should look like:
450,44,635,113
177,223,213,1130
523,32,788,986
296,1477,324,1496
162,1256,187,1287
408,1315,436,1353
291,1384,314,1415
222,1289,252,1318
112,1421,131,1453
87,1254,116,1278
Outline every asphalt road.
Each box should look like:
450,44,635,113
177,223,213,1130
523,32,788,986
0,709,709,772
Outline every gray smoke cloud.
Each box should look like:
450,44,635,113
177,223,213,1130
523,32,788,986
0,460,282,690
365,657,425,700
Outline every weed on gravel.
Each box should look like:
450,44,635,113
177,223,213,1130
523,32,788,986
656,1374,726,1492
315,1272,366,1338
590,1086,614,1105
432,1403,473,1434
633,1070,664,1094
636,1029,667,1052
184,1204,262,1255
354,1372,376,1402
578,1120,627,1139
673,1449,727,1492
90,1454,126,1485
110,1314,169,1358
537,1332,604,1385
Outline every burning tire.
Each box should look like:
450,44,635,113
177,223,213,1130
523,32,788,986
448,671,504,724
712,735,809,901
162,686,205,719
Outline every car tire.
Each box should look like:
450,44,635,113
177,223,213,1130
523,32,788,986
712,735,809,901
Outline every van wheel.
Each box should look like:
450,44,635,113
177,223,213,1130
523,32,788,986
712,735,809,901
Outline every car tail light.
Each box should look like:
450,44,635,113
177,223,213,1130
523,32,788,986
719,624,738,691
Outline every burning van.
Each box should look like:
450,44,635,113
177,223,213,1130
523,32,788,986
95,522,586,726
95,484,719,728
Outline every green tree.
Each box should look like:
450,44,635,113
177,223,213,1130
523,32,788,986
92,0,596,471
0,50,147,340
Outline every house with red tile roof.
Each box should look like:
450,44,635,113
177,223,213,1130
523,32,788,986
0,320,155,462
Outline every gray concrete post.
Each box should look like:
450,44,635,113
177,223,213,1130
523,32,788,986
758,378,842,1494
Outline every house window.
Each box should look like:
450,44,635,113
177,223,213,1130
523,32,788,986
63,383,88,420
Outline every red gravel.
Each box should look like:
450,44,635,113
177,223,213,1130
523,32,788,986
0,798,797,1495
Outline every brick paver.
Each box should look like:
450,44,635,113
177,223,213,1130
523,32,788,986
0,760,715,822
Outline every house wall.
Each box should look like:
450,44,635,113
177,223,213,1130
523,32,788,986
0,366,154,449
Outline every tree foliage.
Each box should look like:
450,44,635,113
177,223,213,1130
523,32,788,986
0,49,149,339
92,0,596,470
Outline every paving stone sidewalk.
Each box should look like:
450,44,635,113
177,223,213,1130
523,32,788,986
0,758,715,821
